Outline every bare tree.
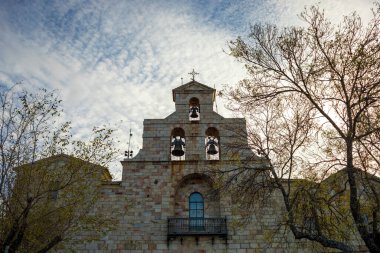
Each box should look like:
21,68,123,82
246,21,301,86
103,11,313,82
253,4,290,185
0,85,120,253
220,4,380,252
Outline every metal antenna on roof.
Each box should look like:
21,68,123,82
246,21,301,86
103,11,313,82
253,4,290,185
124,128,133,159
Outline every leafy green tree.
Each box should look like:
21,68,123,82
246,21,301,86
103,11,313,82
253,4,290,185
220,4,380,252
0,85,120,253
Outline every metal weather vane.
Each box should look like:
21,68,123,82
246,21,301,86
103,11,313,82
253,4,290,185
125,128,133,159
188,69,199,81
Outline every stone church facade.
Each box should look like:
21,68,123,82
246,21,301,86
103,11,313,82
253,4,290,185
67,80,369,253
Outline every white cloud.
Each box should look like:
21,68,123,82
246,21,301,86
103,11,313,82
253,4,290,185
263,0,374,26
0,0,375,179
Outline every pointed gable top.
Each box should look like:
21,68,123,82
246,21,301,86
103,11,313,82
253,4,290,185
172,80,216,102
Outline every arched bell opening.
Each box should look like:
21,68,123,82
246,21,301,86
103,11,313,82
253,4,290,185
171,128,186,161
205,127,220,160
189,97,200,121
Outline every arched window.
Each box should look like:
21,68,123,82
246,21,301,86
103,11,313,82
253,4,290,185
205,127,220,160
189,192,204,230
189,97,200,121
171,128,186,161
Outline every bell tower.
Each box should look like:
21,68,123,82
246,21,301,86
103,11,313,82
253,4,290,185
119,74,262,250
123,76,254,164
172,80,216,122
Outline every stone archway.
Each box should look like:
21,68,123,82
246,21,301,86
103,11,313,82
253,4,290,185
174,173,220,218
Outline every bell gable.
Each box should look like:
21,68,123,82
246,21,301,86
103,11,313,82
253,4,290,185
172,80,216,102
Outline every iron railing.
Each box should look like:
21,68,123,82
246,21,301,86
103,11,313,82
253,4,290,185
167,217,227,236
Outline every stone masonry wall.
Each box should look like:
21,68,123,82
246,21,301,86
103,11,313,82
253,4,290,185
65,159,330,253
60,82,368,253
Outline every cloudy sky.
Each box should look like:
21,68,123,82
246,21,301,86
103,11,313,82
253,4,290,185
0,0,374,179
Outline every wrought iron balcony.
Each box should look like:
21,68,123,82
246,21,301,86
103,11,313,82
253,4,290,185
167,217,227,238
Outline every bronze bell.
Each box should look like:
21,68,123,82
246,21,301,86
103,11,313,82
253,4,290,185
190,106,199,118
171,137,185,156
206,137,218,155
207,144,218,155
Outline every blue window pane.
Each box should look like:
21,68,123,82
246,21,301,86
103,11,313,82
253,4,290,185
189,192,204,219
189,192,203,202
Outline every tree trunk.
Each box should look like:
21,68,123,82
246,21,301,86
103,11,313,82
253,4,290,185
36,235,62,253
346,140,380,252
